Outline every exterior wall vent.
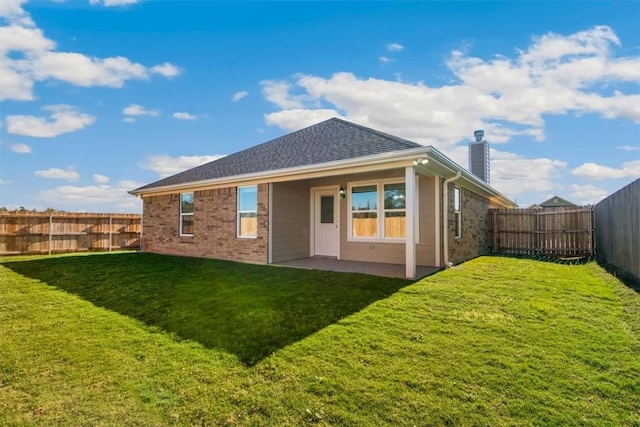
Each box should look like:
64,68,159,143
469,130,490,184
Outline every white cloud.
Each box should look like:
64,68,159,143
11,143,31,153
122,103,159,116
490,149,567,203
569,184,609,205
261,80,307,109
0,178,11,184
34,53,149,88
6,105,95,137
122,117,135,123
0,2,180,101
172,112,197,120
387,43,404,52
35,167,79,182
37,180,143,212
379,56,394,64
140,154,226,178
264,109,343,132
0,0,35,27
232,90,248,102
571,159,640,180
262,26,640,150
93,173,109,184
617,145,639,152
150,62,180,77
89,0,140,7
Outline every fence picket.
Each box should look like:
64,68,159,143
488,207,594,257
0,213,141,255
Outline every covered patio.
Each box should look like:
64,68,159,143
275,256,441,279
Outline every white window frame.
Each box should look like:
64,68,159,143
179,192,194,236
237,185,258,239
454,186,462,239
348,178,413,243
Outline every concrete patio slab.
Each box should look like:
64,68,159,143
275,256,441,279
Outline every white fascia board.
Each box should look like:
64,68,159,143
129,144,515,207
129,147,431,197
426,147,515,208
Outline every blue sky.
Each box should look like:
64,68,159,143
1,0,638,212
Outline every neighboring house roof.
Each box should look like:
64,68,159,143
133,118,421,193
537,196,577,208
130,118,516,208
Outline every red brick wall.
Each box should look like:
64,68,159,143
141,184,268,264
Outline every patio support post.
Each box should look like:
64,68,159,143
405,166,416,279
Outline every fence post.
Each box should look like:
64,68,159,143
48,214,53,255
590,205,595,258
492,210,497,253
139,215,143,252
535,210,540,256
109,214,113,252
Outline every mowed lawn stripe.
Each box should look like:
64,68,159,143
1,253,638,426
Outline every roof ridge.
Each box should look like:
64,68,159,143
133,117,423,192
328,118,421,147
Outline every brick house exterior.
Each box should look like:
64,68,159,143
142,185,269,264
446,184,502,264
131,119,515,278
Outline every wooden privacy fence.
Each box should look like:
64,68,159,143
595,178,639,282
0,213,142,255
488,207,595,257
352,217,406,238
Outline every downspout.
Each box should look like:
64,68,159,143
442,171,461,267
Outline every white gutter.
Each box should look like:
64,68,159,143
130,146,515,208
129,147,431,197
442,171,461,268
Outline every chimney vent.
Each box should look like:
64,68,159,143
469,130,490,184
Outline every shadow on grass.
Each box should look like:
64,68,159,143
3,252,411,365
597,260,640,294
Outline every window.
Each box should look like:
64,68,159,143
352,185,378,238
384,183,406,238
454,186,461,238
180,192,194,236
238,185,257,238
350,181,406,240
320,195,334,224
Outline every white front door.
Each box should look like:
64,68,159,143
314,189,339,257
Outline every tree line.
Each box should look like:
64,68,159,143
0,207,65,213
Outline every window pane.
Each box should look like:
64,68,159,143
181,193,194,214
320,196,334,224
454,187,460,211
352,185,377,211
454,212,461,238
238,186,257,211
352,212,377,237
385,211,406,238
384,183,406,209
239,212,257,237
181,214,193,235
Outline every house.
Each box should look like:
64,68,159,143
528,195,578,210
130,118,515,278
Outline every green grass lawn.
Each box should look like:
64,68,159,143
1,253,638,426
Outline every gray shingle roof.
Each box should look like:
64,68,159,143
134,118,422,192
